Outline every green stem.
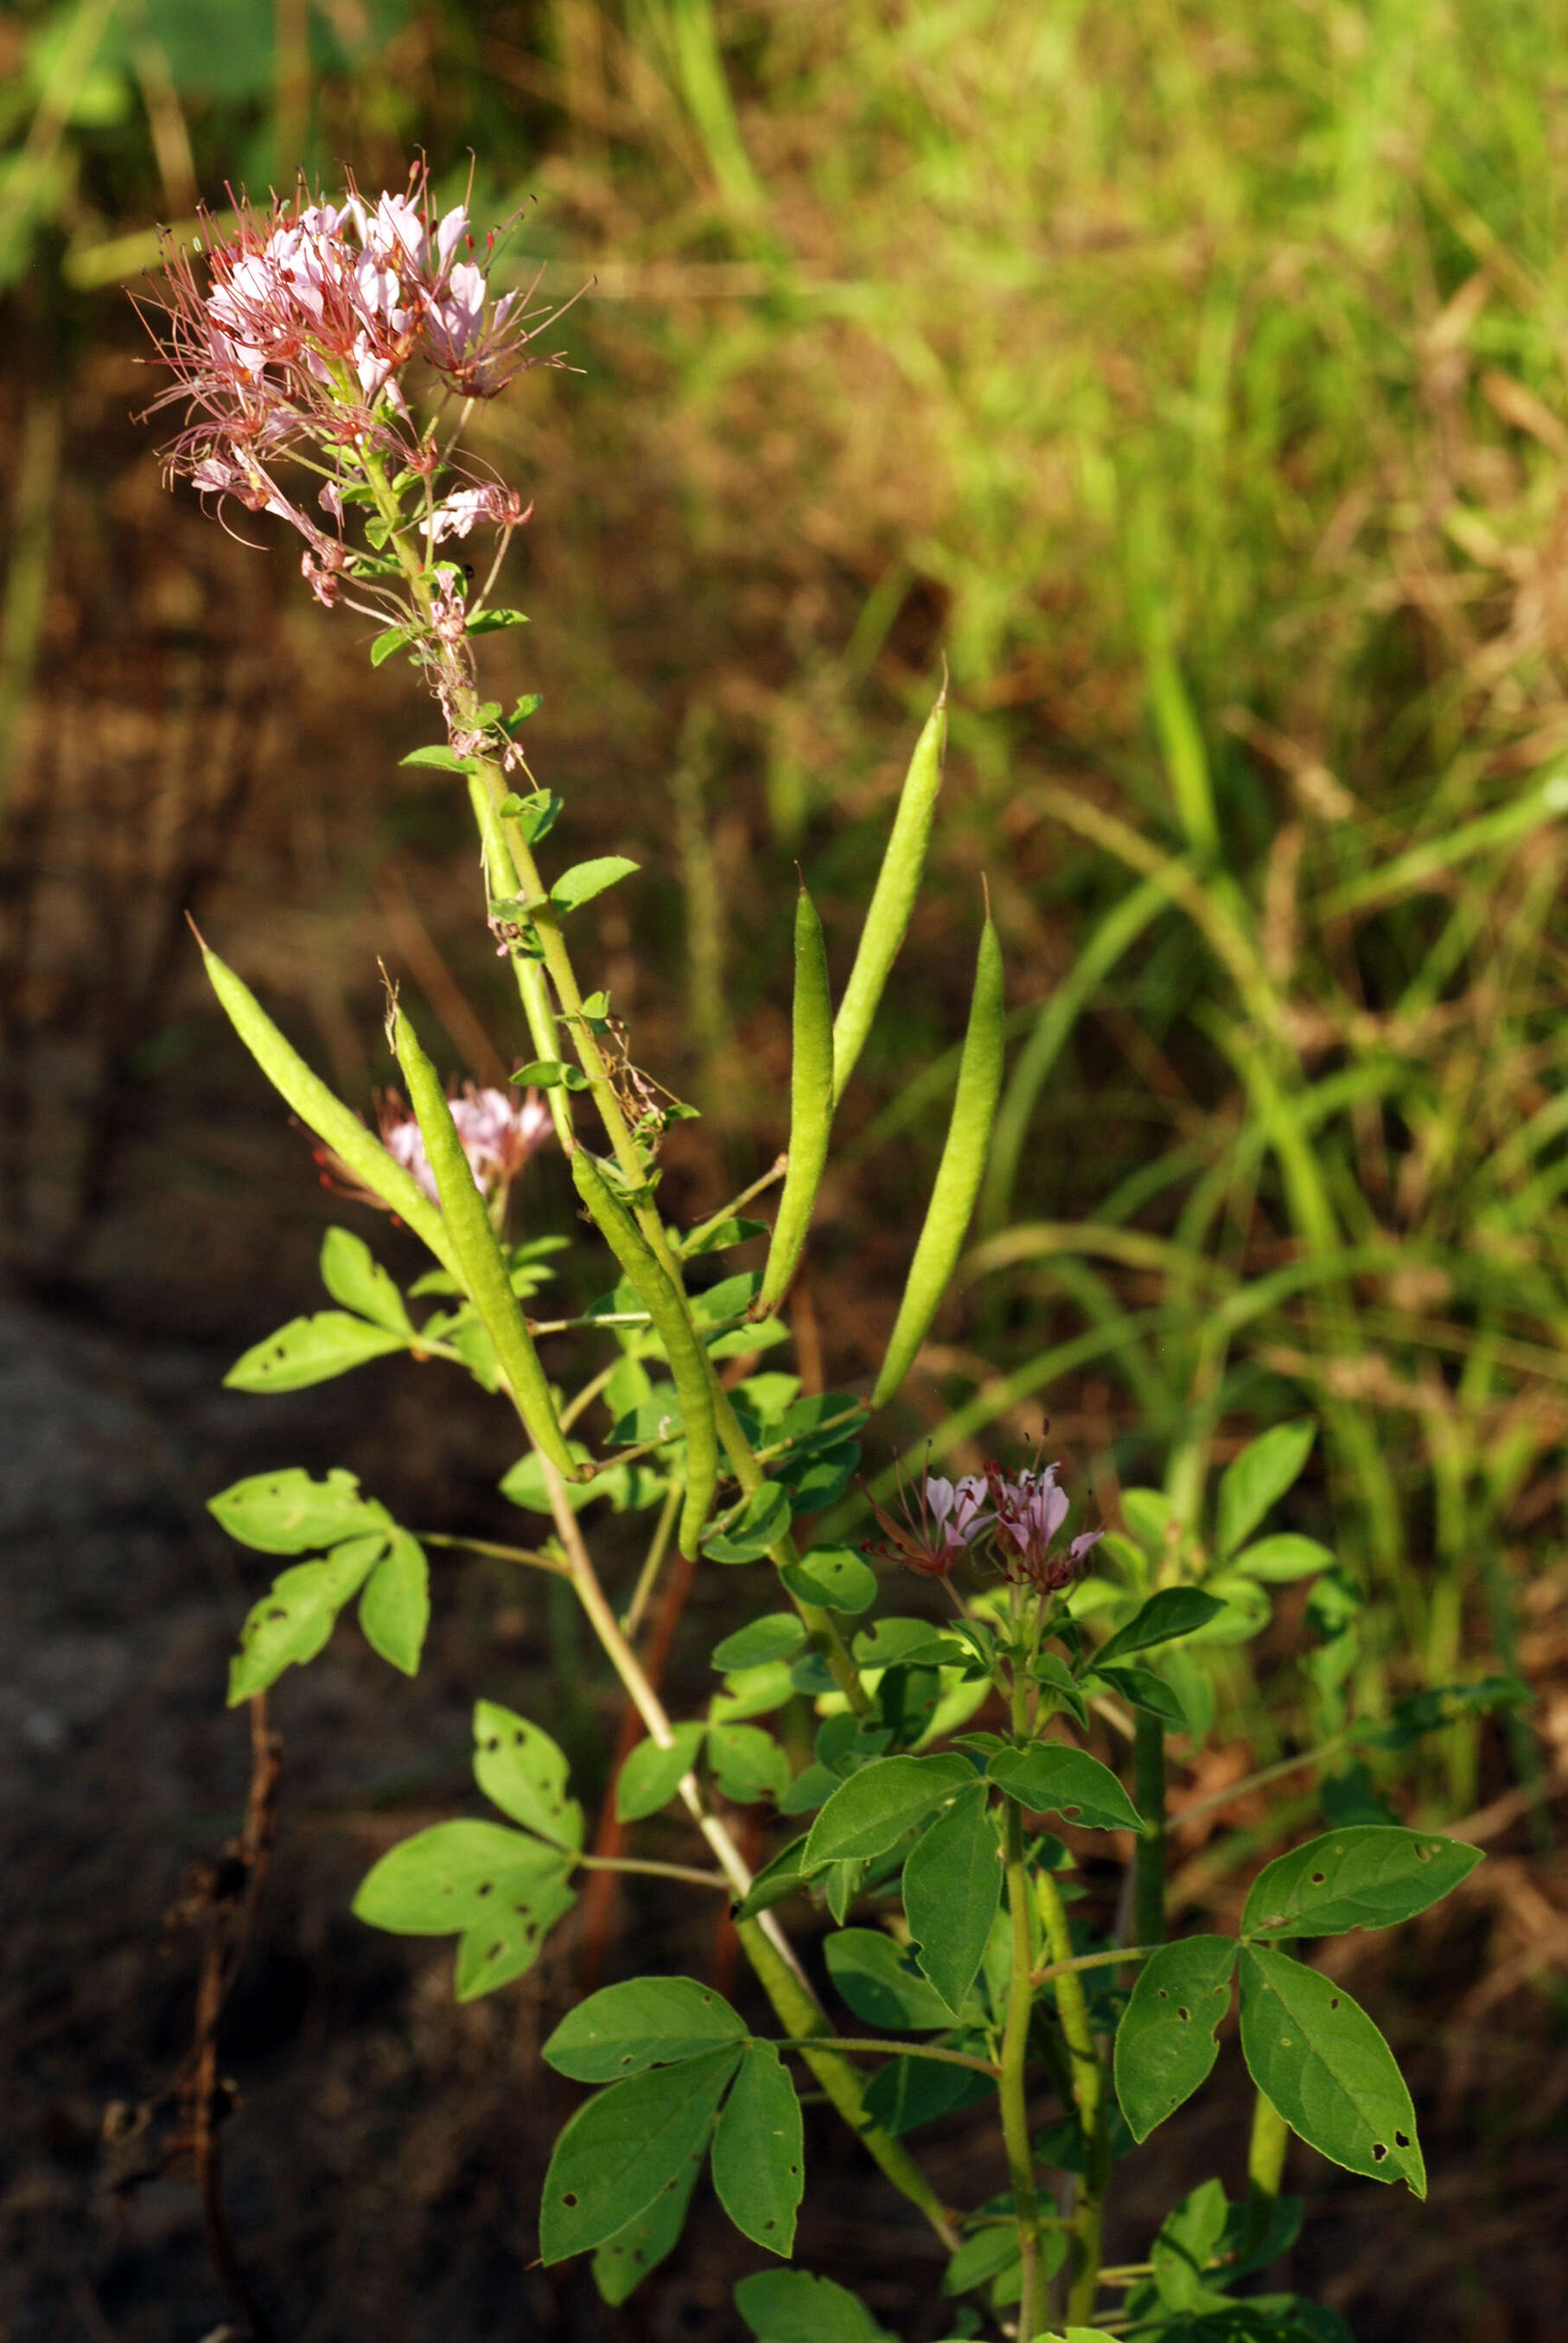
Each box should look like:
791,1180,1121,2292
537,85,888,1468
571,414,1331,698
778,2038,1001,2078
1029,1943,1161,1989
1132,1713,1167,1947
574,1854,727,1889
1000,1796,1042,2343
1243,2089,1290,2256
1036,1861,1105,2322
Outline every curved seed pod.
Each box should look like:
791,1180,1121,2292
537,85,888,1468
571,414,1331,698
755,884,834,1317
198,937,464,1286
391,1007,582,1483
871,912,1005,1410
831,689,947,1105
570,1149,720,1558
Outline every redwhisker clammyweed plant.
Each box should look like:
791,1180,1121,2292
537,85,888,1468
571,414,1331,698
142,165,1519,2343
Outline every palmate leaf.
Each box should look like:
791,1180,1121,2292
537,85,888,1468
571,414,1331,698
1241,1825,1483,1944
352,1818,577,2001
711,2040,804,2254
539,2047,739,2262
1113,1936,1238,2142
209,1465,387,1554
1238,1946,1425,2193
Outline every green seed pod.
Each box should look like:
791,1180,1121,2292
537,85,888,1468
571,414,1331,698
871,912,1005,1409
831,689,947,1105
570,1149,720,1559
755,884,834,1317
199,939,464,1286
390,1007,582,1483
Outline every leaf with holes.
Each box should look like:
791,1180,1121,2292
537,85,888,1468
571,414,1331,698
711,2040,803,2254
986,1743,1142,1831
209,1466,387,1555
1239,1946,1425,2193
1113,1935,1238,2142
1241,1826,1483,1944
780,1547,878,1612
539,2047,740,2261
1093,1586,1226,1668
803,1753,974,1869
319,1226,413,1334
472,1701,583,1850
454,1869,577,2001
735,2268,896,2342
223,1310,411,1392
1216,1420,1316,1558
227,1533,386,1702
357,1529,429,1676
353,1818,575,1998
904,1783,1003,2014
590,2140,703,2305
823,1927,966,2030
543,1976,749,2082
616,1722,705,1823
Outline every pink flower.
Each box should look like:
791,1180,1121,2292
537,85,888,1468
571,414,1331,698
861,1460,991,1580
377,1082,552,1204
986,1458,1102,1593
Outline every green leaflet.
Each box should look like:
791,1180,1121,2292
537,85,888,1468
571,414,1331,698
756,884,834,1315
736,2266,896,2343
209,1466,387,1555
544,1976,748,2082
864,2053,992,2135
356,1529,430,1676
711,1612,807,1670
1093,1586,1226,1667
223,1310,410,1392
226,1532,386,1702
616,1722,705,1822
903,1782,1003,2014
1241,1826,1483,1944
711,2040,804,2254
1226,1533,1335,1582
986,1743,1142,1831
591,2142,702,2304
319,1225,412,1333
707,1722,792,1804
539,2047,739,2262
804,1752,975,1867
823,1926,965,2030
870,914,1005,1407
831,693,947,1107
1238,1945,1425,2194
352,1817,576,2001
550,853,639,912
1113,1936,1238,2142
1216,1420,1316,1558
472,1701,584,1851
703,1480,791,1562
780,1547,878,1612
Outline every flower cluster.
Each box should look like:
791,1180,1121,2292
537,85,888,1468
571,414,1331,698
137,167,560,603
379,1082,553,1206
862,1436,1101,1593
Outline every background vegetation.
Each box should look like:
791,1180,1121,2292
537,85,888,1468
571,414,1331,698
5,3,1568,2339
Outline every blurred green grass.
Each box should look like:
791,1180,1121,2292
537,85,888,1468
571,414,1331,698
9,0,1568,1811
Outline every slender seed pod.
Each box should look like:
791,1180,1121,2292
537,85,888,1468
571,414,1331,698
390,1007,582,1482
198,936,464,1286
831,688,947,1105
755,884,834,1317
570,1149,720,1558
871,912,1005,1410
